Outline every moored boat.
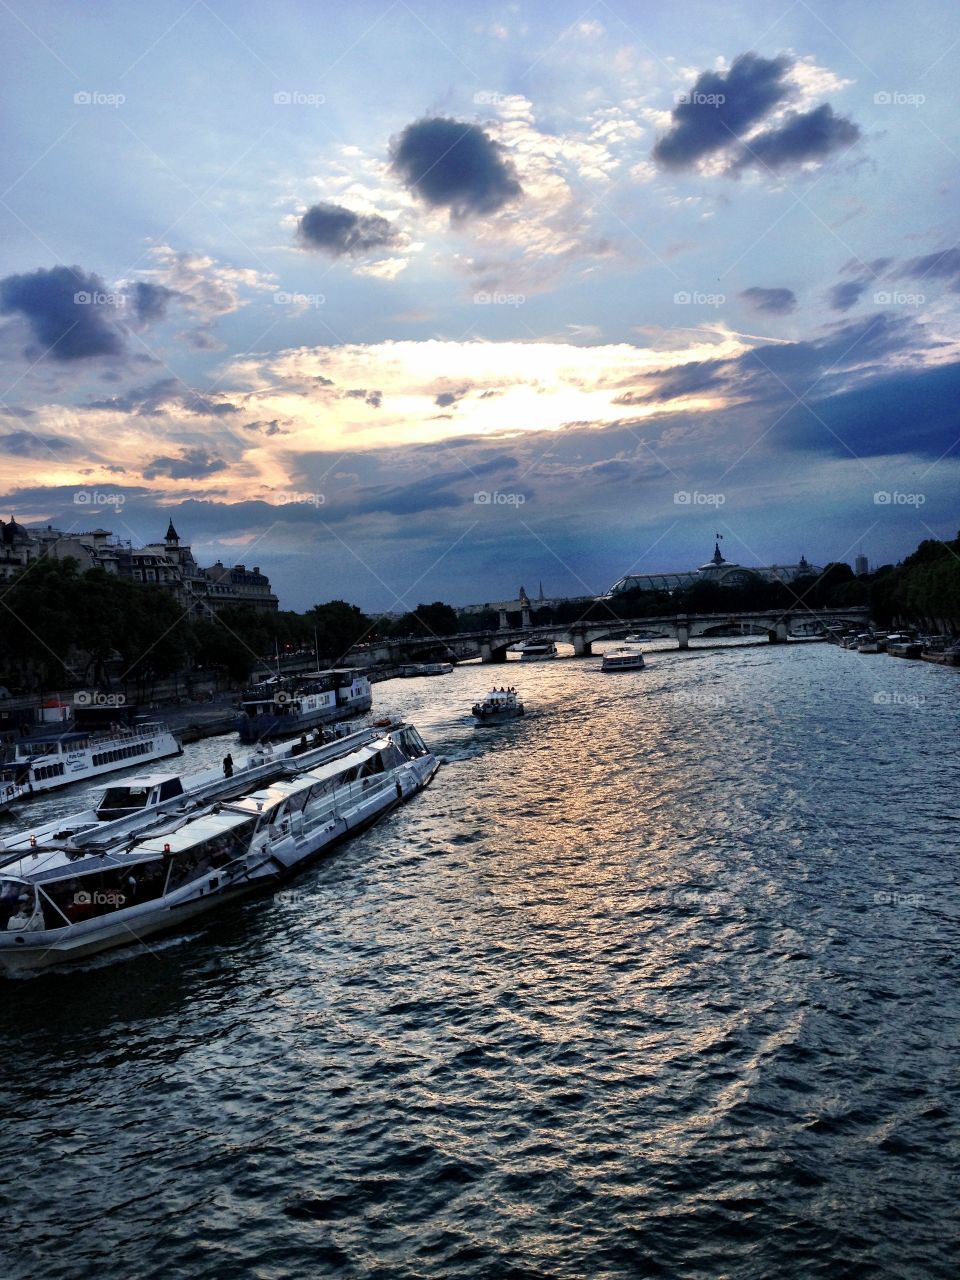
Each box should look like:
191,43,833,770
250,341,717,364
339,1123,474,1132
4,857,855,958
5,720,181,797
237,668,371,742
601,645,646,672
0,721,438,975
886,632,923,659
920,640,960,666
472,687,524,724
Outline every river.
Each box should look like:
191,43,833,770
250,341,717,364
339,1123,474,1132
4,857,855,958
1,640,957,1278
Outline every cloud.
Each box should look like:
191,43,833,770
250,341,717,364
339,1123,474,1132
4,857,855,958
143,447,228,480
775,359,960,458
828,279,868,311
0,430,72,457
390,116,522,220
740,286,797,315
297,202,397,256
732,104,860,172
87,377,240,417
653,53,795,170
0,265,126,360
900,247,960,291
130,281,180,325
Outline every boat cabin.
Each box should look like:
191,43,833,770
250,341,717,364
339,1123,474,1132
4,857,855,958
95,773,186,820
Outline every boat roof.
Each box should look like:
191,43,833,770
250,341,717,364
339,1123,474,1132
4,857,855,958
1,846,162,883
136,811,253,855
100,773,181,790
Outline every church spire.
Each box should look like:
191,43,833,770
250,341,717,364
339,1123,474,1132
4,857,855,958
712,533,724,566
165,519,179,544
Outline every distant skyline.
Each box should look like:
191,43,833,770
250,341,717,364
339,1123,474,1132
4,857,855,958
1,0,957,610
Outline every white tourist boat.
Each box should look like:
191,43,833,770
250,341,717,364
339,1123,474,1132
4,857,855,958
471,687,524,724
601,645,646,672
517,640,558,662
0,722,438,975
237,668,371,742
0,728,351,855
6,720,181,797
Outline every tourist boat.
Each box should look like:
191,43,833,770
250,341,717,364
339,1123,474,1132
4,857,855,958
399,662,453,677
0,721,438,975
517,640,558,662
0,729,342,855
237,668,372,742
601,645,646,672
0,767,26,816
471,687,524,724
5,720,181,797
886,633,923,659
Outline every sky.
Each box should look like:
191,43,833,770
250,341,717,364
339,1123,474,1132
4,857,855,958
1,0,957,611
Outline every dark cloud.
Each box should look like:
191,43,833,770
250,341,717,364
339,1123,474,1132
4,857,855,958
653,53,794,170
391,117,522,220
0,431,72,457
243,419,287,436
0,265,126,360
297,203,397,256
828,280,868,311
435,385,470,407
143,447,228,481
900,247,960,291
733,104,860,172
775,359,960,458
130,281,180,325
343,388,382,407
740,286,797,315
87,377,239,417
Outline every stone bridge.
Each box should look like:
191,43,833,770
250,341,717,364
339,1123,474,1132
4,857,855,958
353,607,869,665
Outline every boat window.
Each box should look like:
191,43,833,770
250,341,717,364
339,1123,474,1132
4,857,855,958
99,786,152,814
165,820,257,892
0,880,40,930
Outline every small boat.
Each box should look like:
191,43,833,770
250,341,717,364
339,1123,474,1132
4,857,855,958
6,719,181,797
0,767,26,816
0,722,438,976
517,640,557,662
856,633,882,654
237,668,372,742
886,633,923,659
471,687,524,724
399,662,453,677
920,640,960,666
601,645,646,672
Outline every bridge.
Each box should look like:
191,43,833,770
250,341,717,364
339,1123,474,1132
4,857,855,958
351,606,869,665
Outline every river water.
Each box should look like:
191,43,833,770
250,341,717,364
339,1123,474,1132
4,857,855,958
1,641,958,1279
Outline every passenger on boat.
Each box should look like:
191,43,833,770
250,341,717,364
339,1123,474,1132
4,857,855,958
223,753,234,778
6,893,43,931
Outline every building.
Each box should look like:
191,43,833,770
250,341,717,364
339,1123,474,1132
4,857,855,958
0,516,278,614
604,539,823,597
855,553,869,576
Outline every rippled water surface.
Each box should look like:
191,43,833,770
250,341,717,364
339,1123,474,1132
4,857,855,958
2,642,958,1279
